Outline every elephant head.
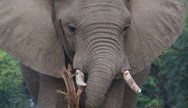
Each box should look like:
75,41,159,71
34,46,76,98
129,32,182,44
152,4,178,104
0,0,186,107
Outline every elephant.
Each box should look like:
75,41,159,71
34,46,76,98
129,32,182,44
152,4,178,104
0,0,186,108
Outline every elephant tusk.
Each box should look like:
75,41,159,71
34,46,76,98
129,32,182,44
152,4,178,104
75,70,87,87
122,70,141,93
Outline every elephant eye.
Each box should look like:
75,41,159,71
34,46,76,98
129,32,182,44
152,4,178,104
62,23,77,36
123,25,129,31
67,23,77,33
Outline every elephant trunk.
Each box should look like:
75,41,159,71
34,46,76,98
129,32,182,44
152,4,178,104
84,55,116,108
81,33,123,108
77,31,141,107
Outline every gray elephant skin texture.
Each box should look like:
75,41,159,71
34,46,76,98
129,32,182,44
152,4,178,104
0,0,186,108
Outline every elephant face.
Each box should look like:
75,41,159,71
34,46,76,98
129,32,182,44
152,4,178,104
57,0,130,64
59,0,131,74
0,0,186,107
55,0,131,107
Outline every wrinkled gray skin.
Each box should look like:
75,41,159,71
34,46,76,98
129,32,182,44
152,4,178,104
0,0,185,107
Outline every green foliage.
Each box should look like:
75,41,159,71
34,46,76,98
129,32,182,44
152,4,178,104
159,31,188,108
137,64,164,108
137,58,180,108
0,50,31,108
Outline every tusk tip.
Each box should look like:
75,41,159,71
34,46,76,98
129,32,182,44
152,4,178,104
137,89,142,93
79,83,87,86
77,83,87,87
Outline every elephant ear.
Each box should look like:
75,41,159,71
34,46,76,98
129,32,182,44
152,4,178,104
125,0,186,74
0,0,65,78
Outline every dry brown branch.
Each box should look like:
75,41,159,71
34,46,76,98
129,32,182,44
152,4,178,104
76,87,84,108
58,64,85,108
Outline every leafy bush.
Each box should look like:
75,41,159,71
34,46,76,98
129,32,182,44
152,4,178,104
137,63,164,108
0,50,31,108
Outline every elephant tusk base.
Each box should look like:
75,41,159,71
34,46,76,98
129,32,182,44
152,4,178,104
122,70,141,93
76,70,87,87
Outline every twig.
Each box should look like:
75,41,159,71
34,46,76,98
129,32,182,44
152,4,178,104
59,64,84,108
76,87,84,108
57,90,67,95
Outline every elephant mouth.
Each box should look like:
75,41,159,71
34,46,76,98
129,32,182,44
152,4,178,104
75,69,141,93
72,68,141,107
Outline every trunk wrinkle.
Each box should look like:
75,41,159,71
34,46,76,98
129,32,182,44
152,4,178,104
78,22,122,35
85,37,121,51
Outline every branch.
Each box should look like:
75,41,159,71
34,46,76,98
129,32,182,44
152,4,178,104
58,64,84,108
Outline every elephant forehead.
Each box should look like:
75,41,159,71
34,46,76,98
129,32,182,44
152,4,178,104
80,0,127,14
79,0,125,7
78,0,129,16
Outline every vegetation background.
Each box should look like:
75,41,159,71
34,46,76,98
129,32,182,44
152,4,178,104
0,6,188,108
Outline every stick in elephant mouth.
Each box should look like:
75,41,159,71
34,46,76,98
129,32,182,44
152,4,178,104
57,64,85,108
